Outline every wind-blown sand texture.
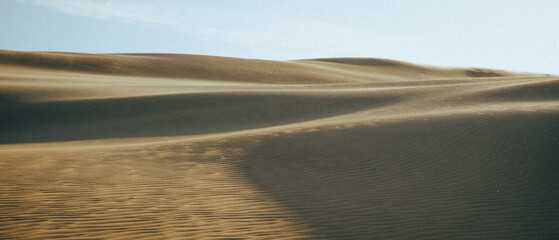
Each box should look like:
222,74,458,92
1,50,558,239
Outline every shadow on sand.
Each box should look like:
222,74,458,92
238,112,559,239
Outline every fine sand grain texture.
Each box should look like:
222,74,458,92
1,50,558,239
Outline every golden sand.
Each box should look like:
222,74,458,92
1,50,558,239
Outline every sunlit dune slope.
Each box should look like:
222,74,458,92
0,50,537,144
0,50,558,239
0,50,518,85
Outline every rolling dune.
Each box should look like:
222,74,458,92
1,50,558,239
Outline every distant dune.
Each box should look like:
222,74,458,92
1,50,558,239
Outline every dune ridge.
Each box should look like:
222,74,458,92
1,50,558,239
0,50,522,84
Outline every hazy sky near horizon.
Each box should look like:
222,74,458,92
1,0,558,74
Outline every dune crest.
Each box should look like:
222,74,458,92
1,50,558,239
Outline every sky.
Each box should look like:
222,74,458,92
1,0,558,74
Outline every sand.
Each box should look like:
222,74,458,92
1,50,558,239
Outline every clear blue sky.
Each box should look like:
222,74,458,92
1,0,558,74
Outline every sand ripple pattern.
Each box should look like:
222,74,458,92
1,51,559,239
237,112,559,239
0,144,312,239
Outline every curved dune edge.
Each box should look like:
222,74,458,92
1,108,557,239
1,100,558,152
1,50,558,239
0,49,529,85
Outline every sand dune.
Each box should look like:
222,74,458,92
1,50,558,239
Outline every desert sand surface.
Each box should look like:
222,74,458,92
1,49,558,239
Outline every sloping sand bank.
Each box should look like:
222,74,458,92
1,50,558,239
